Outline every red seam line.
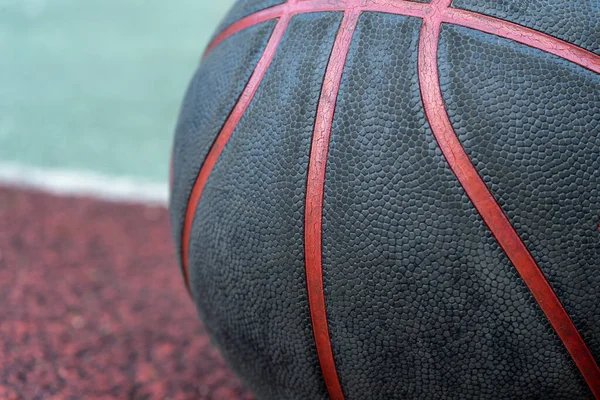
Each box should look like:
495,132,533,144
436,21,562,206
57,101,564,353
181,16,290,288
366,0,429,18
305,9,360,400
204,0,600,75
442,8,600,74
205,0,428,57
418,11,600,399
205,5,286,56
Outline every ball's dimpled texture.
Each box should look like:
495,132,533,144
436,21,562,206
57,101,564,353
322,13,588,400
171,2,600,399
189,13,343,400
170,21,276,267
439,24,600,369
453,0,600,55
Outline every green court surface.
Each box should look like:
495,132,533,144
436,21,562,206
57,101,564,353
0,2,261,397
0,0,235,183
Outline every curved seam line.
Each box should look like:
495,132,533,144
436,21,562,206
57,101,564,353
417,4,600,398
204,0,600,74
181,15,290,290
304,9,360,400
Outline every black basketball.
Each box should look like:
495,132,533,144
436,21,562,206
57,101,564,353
169,0,600,398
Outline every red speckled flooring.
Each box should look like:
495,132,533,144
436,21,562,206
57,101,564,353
0,186,254,399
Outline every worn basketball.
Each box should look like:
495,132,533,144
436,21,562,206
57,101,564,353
169,0,600,399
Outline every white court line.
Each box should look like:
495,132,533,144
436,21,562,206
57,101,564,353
0,162,168,206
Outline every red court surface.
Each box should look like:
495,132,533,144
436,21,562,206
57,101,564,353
0,186,254,399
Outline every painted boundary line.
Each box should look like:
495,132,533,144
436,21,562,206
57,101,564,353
0,162,168,206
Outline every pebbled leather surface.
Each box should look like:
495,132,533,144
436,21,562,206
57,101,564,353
452,0,600,55
439,23,600,384
170,21,275,273
188,13,343,400
171,2,600,399
321,12,591,400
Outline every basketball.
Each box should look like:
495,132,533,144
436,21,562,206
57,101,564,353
169,0,600,398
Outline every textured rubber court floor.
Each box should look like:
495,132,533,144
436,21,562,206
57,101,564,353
0,186,253,399
0,0,246,397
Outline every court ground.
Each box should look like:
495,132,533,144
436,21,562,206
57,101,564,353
0,0,251,398
0,187,253,399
